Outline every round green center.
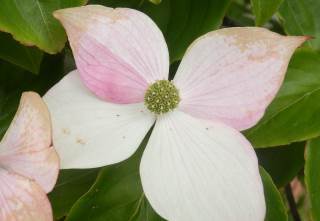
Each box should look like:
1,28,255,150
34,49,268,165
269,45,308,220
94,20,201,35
144,80,180,114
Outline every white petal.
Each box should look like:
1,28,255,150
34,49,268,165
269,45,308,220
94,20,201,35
140,111,265,221
43,70,155,169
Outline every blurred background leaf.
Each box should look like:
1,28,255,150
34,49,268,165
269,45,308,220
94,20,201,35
225,0,255,27
251,0,283,26
256,142,305,187
149,0,162,4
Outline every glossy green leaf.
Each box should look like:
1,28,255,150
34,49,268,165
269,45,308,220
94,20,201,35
245,48,320,147
278,0,320,50
251,0,283,26
260,167,288,221
256,142,305,187
49,168,100,219
0,0,87,54
89,0,231,62
305,137,320,221
0,32,43,74
66,131,165,221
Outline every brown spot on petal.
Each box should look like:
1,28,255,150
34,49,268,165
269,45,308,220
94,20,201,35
62,128,70,135
76,138,86,145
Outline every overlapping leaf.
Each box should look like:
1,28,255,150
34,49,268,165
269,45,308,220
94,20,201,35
305,137,320,221
0,0,87,54
260,167,288,221
0,32,43,74
49,169,100,219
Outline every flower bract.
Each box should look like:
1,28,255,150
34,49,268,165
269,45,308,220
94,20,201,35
44,5,307,221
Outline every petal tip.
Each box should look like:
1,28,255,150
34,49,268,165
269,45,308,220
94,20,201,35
304,35,315,41
52,9,65,20
287,35,310,47
21,91,40,100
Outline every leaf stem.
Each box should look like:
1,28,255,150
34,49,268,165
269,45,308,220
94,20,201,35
285,184,301,221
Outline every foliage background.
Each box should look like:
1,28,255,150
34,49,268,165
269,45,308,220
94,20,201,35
0,0,320,220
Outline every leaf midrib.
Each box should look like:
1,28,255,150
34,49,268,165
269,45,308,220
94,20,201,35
32,0,55,44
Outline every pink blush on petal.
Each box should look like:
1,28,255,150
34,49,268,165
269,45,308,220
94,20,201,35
53,6,170,104
75,35,149,103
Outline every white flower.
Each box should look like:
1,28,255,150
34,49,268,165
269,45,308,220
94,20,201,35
44,5,306,221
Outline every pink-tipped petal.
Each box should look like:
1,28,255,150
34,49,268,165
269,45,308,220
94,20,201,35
0,92,59,193
174,27,308,130
53,5,169,104
140,111,265,221
0,169,53,221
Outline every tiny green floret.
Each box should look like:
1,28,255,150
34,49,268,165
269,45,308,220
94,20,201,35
144,80,180,114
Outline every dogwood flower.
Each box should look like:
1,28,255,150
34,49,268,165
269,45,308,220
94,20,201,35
0,92,59,221
44,5,306,221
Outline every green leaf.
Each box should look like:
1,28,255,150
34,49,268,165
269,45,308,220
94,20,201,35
251,0,283,26
0,32,43,74
149,0,162,4
256,142,305,187
66,131,165,221
278,0,320,50
0,0,87,54
245,48,320,147
305,137,320,221
49,168,100,219
89,0,231,62
260,167,288,221
226,0,255,27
